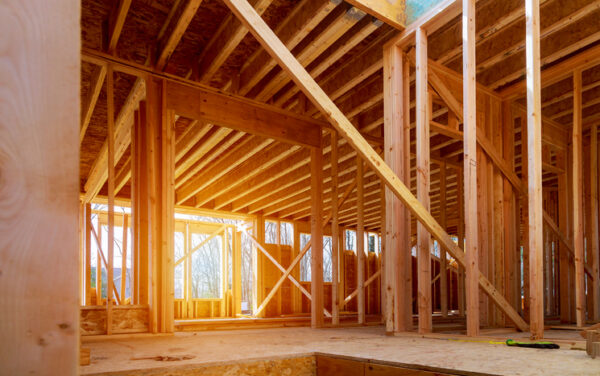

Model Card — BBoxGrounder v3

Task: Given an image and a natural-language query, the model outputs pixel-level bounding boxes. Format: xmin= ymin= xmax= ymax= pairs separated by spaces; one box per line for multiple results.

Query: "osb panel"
xmin=81 ymin=307 xmax=107 ymax=335
xmin=87 ymin=356 xmax=315 ymax=376
xmin=112 ymin=306 xmax=149 ymax=333
xmin=80 ymin=306 xmax=149 ymax=335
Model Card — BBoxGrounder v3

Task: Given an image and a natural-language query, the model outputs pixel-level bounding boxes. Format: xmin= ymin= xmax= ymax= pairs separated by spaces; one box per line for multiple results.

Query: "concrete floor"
xmin=82 ymin=326 xmax=600 ymax=375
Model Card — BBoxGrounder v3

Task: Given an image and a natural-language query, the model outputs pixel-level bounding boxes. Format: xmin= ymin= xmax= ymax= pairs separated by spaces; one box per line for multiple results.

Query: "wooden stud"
xmin=85 ymin=203 xmax=93 ymax=306
xmin=106 ymin=64 xmax=115 ymax=334
xmin=121 ymin=214 xmax=128 ymax=303
xmin=311 ymin=147 xmax=324 ymax=328
xmin=573 ymin=69 xmax=586 ymax=328
xmin=440 ymin=161 xmax=448 ymax=318
xmin=463 ymin=0 xmax=479 ymax=337
xmin=331 ymin=131 xmax=340 ymax=326
xmin=416 ymin=27 xmax=432 ymax=334
xmin=357 ymin=156 xmax=365 ymax=325
xmin=526 ymin=0 xmax=544 ymax=340
xmin=591 ymin=124 xmax=600 ymax=321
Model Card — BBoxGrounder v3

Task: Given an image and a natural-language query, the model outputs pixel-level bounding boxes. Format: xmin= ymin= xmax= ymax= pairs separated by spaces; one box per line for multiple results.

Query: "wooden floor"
xmin=82 ymin=325 xmax=598 ymax=375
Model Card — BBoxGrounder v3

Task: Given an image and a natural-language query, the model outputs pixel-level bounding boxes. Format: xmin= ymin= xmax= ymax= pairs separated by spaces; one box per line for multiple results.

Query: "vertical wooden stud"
xmin=416 ymin=26 xmax=432 ymax=334
xmin=311 ymin=147 xmax=324 ymax=328
xmin=331 ymin=131 xmax=340 ymax=326
xmin=106 ymin=64 xmax=115 ymax=334
xmin=357 ymin=156 xmax=365 ymax=325
xmin=463 ymin=0 xmax=479 ymax=337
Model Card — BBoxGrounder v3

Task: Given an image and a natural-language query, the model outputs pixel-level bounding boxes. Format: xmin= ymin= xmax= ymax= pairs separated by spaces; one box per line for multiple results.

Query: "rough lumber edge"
xmin=221 ymin=0 xmax=529 ymax=332
xmin=0 ymin=0 xmax=80 ymax=374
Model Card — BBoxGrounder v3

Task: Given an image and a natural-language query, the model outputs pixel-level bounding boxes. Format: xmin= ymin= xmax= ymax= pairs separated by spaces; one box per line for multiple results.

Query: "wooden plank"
xmin=345 ymin=0 xmax=404 ymax=29
xmin=573 ymin=70 xmax=586 ymax=328
xmin=107 ymin=0 xmax=132 ymax=54
xmin=415 ymin=26 xmax=431 ymax=334
xmin=331 ymin=131 xmax=340 ymax=326
xmin=165 ymin=81 xmax=322 ymax=148
xmin=222 ymin=0 xmax=529 ymax=332
xmin=311 ymin=147 xmax=324 ymax=328
xmin=0 ymin=0 xmax=79 ymax=370
xmin=463 ymin=0 xmax=479 ymax=337
xmin=357 ymin=156 xmax=365 ymax=325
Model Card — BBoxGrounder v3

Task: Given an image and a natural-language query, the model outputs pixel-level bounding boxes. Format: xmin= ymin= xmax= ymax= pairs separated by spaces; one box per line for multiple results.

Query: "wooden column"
xmin=331 ymin=131 xmax=340 ymax=326
xmin=107 ymin=65 xmax=116 ymax=335
xmin=357 ymin=157 xmax=366 ymax=325
xmin=85 ymin=203 xmax=93 ymax=306
xmin=383 ymin=43 xmax=411 ymax=332
xmin=440 ymin=162 xmax=448 ymax=318
xmin=416 ymin=27 xmax=432 ymax=334
xmin=0 ymin=0 xmax=79 ymax=371
xmin=145 ymin=76 xmax=175 ymax=333
xmin=121 ymin=214 xmax=128 ymax=303
xmin=591 ymin=124 xmax=600 ymax=321
xmin=463 ymin=0 xmax=479 ymax=337
xmin=525 ymin=0 xmax=544 ymax=339
xmin=457 ymin=170 xmax=466 ymax=317
xmin=310 ymin=147 xmax=324 ymax=328
xmin=401 ymin=55 xmax=413 ymax=330
xmin=573 ymin=69 xmax=586 ymax=327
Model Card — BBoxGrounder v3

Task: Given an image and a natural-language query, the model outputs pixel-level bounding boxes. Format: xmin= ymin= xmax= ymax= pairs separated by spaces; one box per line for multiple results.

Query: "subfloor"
xmin=81 ymin=325 xmax=600 ymax=375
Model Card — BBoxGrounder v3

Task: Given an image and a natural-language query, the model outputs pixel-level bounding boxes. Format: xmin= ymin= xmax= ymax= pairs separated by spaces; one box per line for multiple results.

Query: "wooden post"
xmin=440 ymin=162 xmax=448 ymax=318
xmin=458 ymin=170 xmax=466 ymax=317
xmin=383 ymin=43 xmax=410 ymax=332
xmin=85 ymin=203 xmax=93 ymax=306
xmin=234 ymin=229 xmax=242 ymax=316
xmin=311 ymin=147 xmax=324 ymax=328
xmin=525 ymin=0 xmax=544 ymax=340
xmin=416 ymin=27 xmax=432 ymax=334
xmin=121 ymin=214 xmax=128 ymax=303
xmin=107 ymin=64 xmax=115 ymax=334
xmin=573 ymin=69 xmax=586 ymax=328
xmin=0 ymin=0 xmax=79 ymax=370
xmin=331 ymin=131 xmax=340 ymax=326
xmin=357 ymin=156 xmax=366 ymax=325
xmin=591 ymin=124 xmax=600 ymax=321
xmin=463 ymin=0 xmax=479 ymax=337
xmin=402 ymin=54 xmax=413 ymax=330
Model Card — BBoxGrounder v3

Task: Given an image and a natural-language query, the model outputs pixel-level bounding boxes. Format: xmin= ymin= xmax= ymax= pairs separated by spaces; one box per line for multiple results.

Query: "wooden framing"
xmin=223 ymin=0 xmax=529 ymax=332
xmin=462 ymin=0 xmax=479 ymax=337
xmin=311 ymin=147 xmax=325 ymax=328
xmin=525 ymin=0 xmax=545 ymax=339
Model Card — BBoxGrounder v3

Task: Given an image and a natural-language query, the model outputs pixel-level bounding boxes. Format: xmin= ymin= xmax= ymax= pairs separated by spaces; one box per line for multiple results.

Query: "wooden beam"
xmin=573 ymin=69 xmax=586 ymax=328
xmin=165 ymin=81 xmax=323 ymax=148
xmin=416 ymin=26 xmax=432 ymax=334
xmin=311 ymin=147 xmax=324 ymax=328
xmin=357 ymin=156 xmax=365 ymax=325
xmin=107 ymin=0 xmax=132 ymax=54
xmin=222 ymin=0 xmax=529 ymax=332
xmin=463 ymin=0 xmax=479 ymax=337
xmin=525 ymin=0 xmax=544 ymax=339
xmin=345 ymin=0 xmax=404 ymax=29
